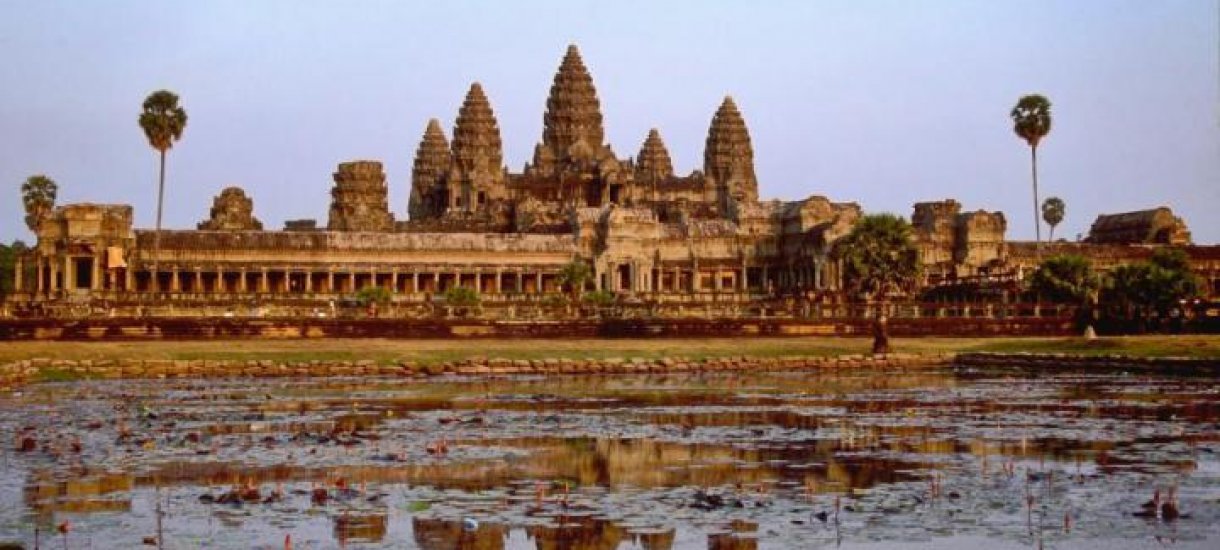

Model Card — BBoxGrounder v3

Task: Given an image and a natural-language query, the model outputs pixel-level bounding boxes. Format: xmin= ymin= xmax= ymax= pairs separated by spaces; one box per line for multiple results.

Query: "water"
xmin=0 ymin=366 xmax=1217 ymax=549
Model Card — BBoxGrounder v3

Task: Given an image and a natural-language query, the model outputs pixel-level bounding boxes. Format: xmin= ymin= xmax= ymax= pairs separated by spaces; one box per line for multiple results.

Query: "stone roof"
xmin=635 ymin=128 xmax=674 ymax=184
xmin=409 ymin=118 xmax=450 ymax=220
xmin=451 ymin=82 xmax=504 ymax=177
xmin=135 ymin=229 xmax=575 ymax=253
xmin=704 ymin=96 xmax=758 ymax=202
xmin=1086 ymin=207 xmax=1191 ymax=245
xmin=541 ymin=44 xmax=605 ymax=166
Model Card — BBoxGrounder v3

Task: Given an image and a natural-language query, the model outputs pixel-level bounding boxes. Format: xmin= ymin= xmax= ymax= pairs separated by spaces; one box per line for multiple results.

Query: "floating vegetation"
xmin=0 ymin=368 xmax=1218 ymax=547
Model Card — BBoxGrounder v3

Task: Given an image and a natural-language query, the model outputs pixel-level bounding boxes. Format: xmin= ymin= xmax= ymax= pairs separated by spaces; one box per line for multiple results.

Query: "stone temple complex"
xmin=6 ymin=46 xmax=1219 ymax=317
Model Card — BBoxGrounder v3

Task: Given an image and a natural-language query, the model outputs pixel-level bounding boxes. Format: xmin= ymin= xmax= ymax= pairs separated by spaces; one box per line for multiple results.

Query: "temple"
xmin=6 ymin=46 xmax=1219 ymax=316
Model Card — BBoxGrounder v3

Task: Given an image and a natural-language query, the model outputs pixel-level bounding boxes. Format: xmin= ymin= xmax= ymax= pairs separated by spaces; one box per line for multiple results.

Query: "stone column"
xmin=50 ymin=260 xmax=60 ymax=292
xmin=92 ymin=251 xmax=104 ymax=291
xmin=239 ymin=268 xmax=248 ymax=293
xmin=35 ymin=258 xmax=44 ymax=293
xmin=348 ymin=272 xmax=356 ymax=292
xmin=474 ymin=269 xmax=482 ymax=293
xmin=326 ymin=269 xmax=334 ymax=293
xmin=13 ymin=256 xmax=24 ymax=292
xmin=260 ymin=268 xmax=269 ymax=293
xmin=63 ymin=256 xmax=74 ymax=291
xmin=390 ymin=269 xmax=399 ymax=293
xmin=194 ymin=267 xmax=203 ymax=293
xmin=125 ymin=264 xmax=135 ymax=292
xmin=412 ymin=272 xmax=419 ymax=294
xmin=305 ymin=270 xmax=313 ymax=293
xmin=171 ymin=266 xmax=181 ymax=292
xmin=535 ymin=272 xmax=543 ymax=294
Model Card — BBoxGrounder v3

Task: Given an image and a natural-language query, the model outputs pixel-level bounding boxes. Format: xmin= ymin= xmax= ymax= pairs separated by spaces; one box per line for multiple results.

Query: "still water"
xmin=1 ymin=365 xmax=1217 ymax=549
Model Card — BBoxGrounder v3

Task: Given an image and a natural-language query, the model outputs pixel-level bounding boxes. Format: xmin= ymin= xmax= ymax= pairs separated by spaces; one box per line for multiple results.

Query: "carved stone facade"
xmin=912 ymin=200 xmax=1008 ymax=282
xmin=197 ymin=187 xmax=263 ymax=231
xmin=328 ymin=161 xmax=394 ymax=232
xmin=7 ymin=46 xmax=1217 ymax=309
xmin=1086 ymin=207 xmax=1191 ymax=245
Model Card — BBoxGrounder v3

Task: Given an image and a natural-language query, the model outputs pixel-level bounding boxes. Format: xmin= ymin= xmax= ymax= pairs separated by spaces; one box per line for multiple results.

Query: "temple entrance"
xmin=617 ymin=264 xmax=631 ymax=291
xmin=73 ymin=257 xmax=93 ymax=289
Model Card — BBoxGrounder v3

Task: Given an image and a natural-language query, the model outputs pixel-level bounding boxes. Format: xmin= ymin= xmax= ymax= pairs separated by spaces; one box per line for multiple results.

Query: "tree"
xmin=557 ymin=259 xmax=593 ymax=301
xmin=1101 ymin=248 xmax=1202 ymax=331
xmin=1028 ymin=254 xmax=1099 ymax=304
xmin=21 ymin=175 xmax=58 ymax=232
xmin=354 ymin=285 xmax=391 ymax=306
xmin=1041 ymin=196 xmax=1065 ymax=241
xmin=832 ymin=213 xmax=920 ymax=301
xmin=1011 ymin=94 xmax=1052 ymax=248
xmin=138 ymin=90 xmax=188 ymax=285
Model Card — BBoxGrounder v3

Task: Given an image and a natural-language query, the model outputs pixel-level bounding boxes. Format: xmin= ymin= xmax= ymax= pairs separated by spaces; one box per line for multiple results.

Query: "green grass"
xmin=0 ymin=335 xmax=1215 ymax=366
xmin=33 ymin=367 xmax=98 ymax=383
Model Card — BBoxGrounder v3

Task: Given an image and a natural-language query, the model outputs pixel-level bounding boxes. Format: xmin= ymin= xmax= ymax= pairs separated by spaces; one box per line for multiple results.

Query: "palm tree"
xmin=1010 ymin=94 xmax=1052 ymax=249
xmin=138 ymin=90 xmax=188 ymax=287
xmin=1028 ymin=254 xmax=1098 ymax=304
xmin=832 ymin=213 xmax=920 ymax=302
xmin=20 ymin=174 xmax=58 ymax=232
xmin=1041 ymin=196 xmax=1065 ymax=241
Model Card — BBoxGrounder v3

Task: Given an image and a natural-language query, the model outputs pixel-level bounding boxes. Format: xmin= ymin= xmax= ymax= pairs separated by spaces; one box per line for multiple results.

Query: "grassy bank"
xmin=0 ymin=335 xmax=1216 ymax=365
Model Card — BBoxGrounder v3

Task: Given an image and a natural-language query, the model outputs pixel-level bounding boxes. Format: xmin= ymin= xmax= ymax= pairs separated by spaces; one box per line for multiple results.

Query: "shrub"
xmin=444 ymin=286 xmax=480 ymax=307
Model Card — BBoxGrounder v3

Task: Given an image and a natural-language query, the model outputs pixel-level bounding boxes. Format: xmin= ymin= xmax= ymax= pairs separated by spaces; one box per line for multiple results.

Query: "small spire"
xmin=636 ymin=128 xmax=673 ymax=183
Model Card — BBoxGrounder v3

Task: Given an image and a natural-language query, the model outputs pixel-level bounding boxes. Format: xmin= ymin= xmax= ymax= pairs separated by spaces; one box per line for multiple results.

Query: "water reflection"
xmin=1 ymin=367 xmax=1218 ymax=548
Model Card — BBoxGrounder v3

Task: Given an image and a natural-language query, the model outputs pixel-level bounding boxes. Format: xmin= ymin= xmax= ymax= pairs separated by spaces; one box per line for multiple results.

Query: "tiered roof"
xmin=408 ymin=118 xmax=450 ymax=220
xmin=704 ymin=96 xmax=758 ymax=202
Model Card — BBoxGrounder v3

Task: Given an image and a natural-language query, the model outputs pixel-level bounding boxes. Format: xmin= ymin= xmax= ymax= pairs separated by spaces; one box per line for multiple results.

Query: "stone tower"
xmin=535 ymin=44 xmax=606 ymax=174
xmin=704 ymin=96 xmax=759 ymax=212
xmin=635 ymin=129 xmax=674 ymax=191
xmin=197 ymin=186 xmax=263 ymax=230
xmin=328 ymin=160 xmax=394 ymax=231
xmin=448 ymin=82 xmax=505 ymax=212
xmin=409 ymin=118 xmax=450 ymax=220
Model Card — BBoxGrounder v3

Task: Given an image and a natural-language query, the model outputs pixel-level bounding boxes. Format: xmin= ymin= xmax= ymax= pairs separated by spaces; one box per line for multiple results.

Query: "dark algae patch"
xmin=1 ymin=366 xmax=1218 ymax=548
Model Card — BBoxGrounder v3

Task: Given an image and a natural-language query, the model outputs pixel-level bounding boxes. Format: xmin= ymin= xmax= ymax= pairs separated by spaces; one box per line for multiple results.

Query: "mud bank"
xmin=956 ymin=352 xmax=1220 ymax=375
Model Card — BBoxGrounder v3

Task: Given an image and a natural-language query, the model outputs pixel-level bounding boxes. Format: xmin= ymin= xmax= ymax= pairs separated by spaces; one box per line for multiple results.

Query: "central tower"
xmin=534 ymin=44 xmax=607 ymax=176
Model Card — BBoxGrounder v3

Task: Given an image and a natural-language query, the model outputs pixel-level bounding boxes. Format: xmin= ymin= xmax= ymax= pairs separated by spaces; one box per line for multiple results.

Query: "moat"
xmin=1 ymin=366 xmax=1218 ymax=549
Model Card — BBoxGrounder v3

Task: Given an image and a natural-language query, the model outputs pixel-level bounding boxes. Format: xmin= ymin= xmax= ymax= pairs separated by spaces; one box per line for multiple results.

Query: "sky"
xmin=1 ymin=0 xmax=1216 ymax=244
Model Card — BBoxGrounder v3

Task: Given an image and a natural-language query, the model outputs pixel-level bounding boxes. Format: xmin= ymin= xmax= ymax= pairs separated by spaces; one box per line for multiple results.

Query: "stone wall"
xmin=0 ymin=316 xmax=1076 ymax=341
xmin=0 ymin=352 xmax=955 ymax=389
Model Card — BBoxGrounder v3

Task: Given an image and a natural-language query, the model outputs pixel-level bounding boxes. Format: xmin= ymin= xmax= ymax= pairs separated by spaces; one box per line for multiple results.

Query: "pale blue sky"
xmin=1 ymin=0 xmax=1216 ymax=243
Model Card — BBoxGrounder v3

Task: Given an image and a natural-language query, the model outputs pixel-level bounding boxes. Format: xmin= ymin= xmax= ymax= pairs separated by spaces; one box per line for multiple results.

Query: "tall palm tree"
xmin=138 ymin=90 xmax=188 ymax=288
xmin=1041 ymin=196 xmax=1065 ymax=241
xmin=1010 ymin=94 xmax=1052 ymax=250
xmin=20 ymin=174 xmax=58 ymax=232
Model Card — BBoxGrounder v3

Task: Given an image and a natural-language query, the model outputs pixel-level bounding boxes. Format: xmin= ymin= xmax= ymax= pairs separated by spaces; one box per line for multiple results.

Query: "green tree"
xmin=1144 ymin=248 xmax=1202 ymax=312
xmin=21 ymin=174 xmax=58 ymax=232
xmin=354 ymin=285 xmax=391 ymax=306
xmin=1101 ymin=249 xmax=1201 ymax=330
xmin=1041 ymin=196 xmax=1065 ymax=241
xmin=557 ymin=259 xmax=593 ymax=301
xmin=832 ymin=213 xmax=920 ymax=301
xmin=444 ymin=286 xmax=480 ymax=307
xmin=138 ymin=90 xmax=188 ymax=283
xmin=1011 ymin=94 xmax=1052 ymax=248
xmin=1028 ymin=254 xmax=1099 ymax=304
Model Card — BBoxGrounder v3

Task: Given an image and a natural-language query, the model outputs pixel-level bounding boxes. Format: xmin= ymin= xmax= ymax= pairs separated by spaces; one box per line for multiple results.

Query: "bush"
xmin=354 ymin=285 xmax=391 ymax=306
xmin=582 ymin=290 xmax=615 ymax=306
xmin=444 ymin=286 xmax=480 ymax=307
